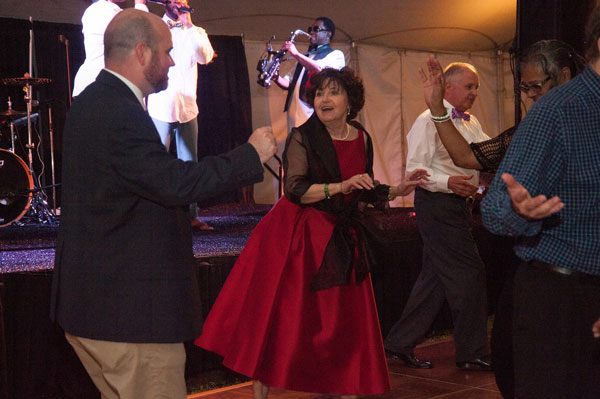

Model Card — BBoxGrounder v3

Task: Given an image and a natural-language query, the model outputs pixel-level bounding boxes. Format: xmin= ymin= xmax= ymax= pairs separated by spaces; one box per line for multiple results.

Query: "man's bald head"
xmin=104 ymin=8 xmax=166 ymax=65
xmin=103 ymin=9 xmax=174 ymax=96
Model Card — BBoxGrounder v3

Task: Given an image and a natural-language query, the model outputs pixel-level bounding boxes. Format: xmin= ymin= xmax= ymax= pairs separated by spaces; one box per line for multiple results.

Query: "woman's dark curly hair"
xmin=305 ymin=67 xmax=365 ymax=121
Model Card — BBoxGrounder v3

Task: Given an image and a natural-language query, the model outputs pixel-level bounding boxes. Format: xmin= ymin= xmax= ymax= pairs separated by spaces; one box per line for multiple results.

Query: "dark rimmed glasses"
xmin=519 ymin=76 xmax=552 ymax=94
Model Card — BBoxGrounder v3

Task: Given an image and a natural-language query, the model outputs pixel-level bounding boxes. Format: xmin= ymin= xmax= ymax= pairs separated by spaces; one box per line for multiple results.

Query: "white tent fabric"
xmin=246 ymin=40 xmax=515 ymax=205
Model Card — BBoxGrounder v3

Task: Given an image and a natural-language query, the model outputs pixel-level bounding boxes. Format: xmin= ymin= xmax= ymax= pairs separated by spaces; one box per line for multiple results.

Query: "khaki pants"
xmin=65 ymin=332 xmax=187 ymax=399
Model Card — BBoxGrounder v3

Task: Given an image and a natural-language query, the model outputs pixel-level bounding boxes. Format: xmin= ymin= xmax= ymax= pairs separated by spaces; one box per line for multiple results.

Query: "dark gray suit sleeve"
xmin=107 ymin=105 xmax=264 ymax=207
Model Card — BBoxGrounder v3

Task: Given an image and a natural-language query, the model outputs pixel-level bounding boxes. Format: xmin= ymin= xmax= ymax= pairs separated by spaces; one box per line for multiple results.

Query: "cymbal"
xmin=0 ymin=109 xmax=26 ymax=119
xmin=2 ymin=77 xmax=53 ymax=86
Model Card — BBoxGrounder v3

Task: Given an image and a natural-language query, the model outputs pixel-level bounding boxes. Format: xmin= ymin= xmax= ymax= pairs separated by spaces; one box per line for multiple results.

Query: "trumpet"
xmin=256 ymin=29 xmax=310 ymax=88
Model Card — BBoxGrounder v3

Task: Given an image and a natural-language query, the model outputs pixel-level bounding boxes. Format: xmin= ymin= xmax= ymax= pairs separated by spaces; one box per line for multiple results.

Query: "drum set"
xmin=0 ymin=75 xmax=56 ymax=227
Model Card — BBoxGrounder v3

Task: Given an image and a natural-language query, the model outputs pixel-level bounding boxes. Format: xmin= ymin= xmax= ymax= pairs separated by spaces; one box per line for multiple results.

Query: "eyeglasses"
xmin=519 ymin=76 xmax=552 ymax=94
xmin=308 ymin=26 xmax=329 ymax=34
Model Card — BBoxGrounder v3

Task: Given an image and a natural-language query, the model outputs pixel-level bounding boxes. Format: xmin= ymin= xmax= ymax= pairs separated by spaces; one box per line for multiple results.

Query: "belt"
xmin=529 ymin=260 xmax=600 ymax=285
xmin=416 ymin=187 xmax=466 ymax=202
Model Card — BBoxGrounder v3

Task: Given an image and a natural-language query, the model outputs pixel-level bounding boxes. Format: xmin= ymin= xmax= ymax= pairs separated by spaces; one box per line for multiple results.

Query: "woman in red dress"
xmin=196 ymin=67 xmax=428 ymax=399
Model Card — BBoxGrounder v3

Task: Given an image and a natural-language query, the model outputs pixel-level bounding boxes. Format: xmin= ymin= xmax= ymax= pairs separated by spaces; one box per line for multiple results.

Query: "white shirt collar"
xmin=104 ymin=68 xmax=146 ymax=110
xmin=443 ymin=99 xmax=456 ymax=110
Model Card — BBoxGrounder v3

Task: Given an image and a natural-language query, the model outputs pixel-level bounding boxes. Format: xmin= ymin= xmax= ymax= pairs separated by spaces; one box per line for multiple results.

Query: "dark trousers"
xmin=513 ymin=262 xmax=600 ymax=399
xmin=384 ymin=188 xmax=489 ymax=362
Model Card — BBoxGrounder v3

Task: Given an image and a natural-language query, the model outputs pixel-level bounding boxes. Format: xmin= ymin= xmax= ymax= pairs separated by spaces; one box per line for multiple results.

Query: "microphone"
xmin=147 ymin=0 xmax=194 ymax=13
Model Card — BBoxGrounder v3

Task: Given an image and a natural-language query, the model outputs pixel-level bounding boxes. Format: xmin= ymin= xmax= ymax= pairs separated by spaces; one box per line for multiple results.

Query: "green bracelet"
xmin=430 ymin=111 xmax=451 ymax=123
xmin=324 ymin=183 xmax=330 ymax=200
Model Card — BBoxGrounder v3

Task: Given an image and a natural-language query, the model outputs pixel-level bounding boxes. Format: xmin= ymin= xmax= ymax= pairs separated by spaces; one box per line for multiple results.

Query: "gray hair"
xmin=520 ymin=40 xmax=586 ymax=85
xmin=443 ymin=62 xmax=478 ymax=83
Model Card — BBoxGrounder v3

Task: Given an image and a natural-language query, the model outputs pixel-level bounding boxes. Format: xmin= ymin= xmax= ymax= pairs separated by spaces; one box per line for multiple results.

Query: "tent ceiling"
xmin=194 ymin=0 xmax=516 ymax=52
xmin=0 ymin=0 xmax=517 ymax=52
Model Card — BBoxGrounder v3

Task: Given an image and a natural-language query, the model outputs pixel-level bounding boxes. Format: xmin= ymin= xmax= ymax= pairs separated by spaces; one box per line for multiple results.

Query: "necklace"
xmin=331 ymin=124 xmax=350 ymax=141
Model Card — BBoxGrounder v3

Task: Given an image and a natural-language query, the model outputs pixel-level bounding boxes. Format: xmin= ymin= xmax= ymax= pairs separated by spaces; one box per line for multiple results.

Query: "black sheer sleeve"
xmin=469 ymin=126 xmax=516 ymax=173
xmin=282 ymin=129 xmax=312 ymax=204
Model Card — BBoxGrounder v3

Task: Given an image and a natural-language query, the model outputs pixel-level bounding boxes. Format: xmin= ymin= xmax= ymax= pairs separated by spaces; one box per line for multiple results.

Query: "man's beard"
xmin=144 ymin=52 xmax=169 ymax=93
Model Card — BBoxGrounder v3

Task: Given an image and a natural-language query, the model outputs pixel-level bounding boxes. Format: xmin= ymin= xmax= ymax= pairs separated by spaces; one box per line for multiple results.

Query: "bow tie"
xmin=452 ymin=108 xmax=470 ymax=122
xmin=166 ymin=20 xmax=184 ymax=29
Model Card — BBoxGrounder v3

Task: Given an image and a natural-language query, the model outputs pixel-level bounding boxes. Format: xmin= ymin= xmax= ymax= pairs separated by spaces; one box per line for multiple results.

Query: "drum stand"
xmin=9 ymin=122 xmax=16 ymax=154
xmin=19 ymin=83 xmax=56 ymax=225
xmin=1 ymin=16 xmax=57 ymax=226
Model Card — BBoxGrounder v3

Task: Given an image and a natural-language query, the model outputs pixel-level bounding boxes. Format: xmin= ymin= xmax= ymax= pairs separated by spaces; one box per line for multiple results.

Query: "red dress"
xmin=195 ymin=131 xmax=390 ymax=395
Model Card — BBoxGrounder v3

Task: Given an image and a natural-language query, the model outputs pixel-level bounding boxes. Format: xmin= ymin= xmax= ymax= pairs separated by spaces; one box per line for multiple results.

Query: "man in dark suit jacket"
xmin=50 ymin=9 xmax=276 ymax=398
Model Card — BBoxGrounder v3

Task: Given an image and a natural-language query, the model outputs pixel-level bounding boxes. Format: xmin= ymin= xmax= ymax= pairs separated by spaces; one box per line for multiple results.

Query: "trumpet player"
xmin=273 ymin=17 xmax=345 ymax=132
xmin=147 ymin=0 xmax=216 ymax=230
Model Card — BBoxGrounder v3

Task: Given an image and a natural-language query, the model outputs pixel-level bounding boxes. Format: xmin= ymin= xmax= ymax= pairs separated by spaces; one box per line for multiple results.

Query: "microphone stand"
xmin=25 ymin=17 xmax=34 ymax=174
xmin=48 ymin=105 xmax=57 ymax=214
xmin=7 ymin=97 xmax=16 ymax=153
xmin=21 ymin=16 xmax=56 ymax=225
xmin=59 ymin=34 xmax=72 ymax=106
xmin=263 ymin=154 xmax=283 ymax=198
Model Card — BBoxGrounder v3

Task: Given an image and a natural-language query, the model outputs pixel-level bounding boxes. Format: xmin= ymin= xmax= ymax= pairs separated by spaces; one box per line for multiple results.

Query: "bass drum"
xmin=0 ymin=149 xmax=33 ymax=227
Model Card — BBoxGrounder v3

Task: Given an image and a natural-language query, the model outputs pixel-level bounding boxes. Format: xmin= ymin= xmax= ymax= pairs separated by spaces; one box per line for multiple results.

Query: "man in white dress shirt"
xmin=72 ymin=0 xmax=148 ymax=97
xmin=384 ymin=63 xmax=493 ymax=371
xmin=273 ymin=17 xmax=345 ymax=132
xmin=147 ymin=0 xmax=215 ymax=230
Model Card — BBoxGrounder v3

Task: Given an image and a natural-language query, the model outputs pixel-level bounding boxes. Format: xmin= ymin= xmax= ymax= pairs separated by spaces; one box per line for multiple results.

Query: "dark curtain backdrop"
xmin=0 ymin=17 xmax=85 ymax=210
xmin=195 ymin=35 xmax=255 ymax=207
xmin=0 ymin=18 xmax=253 ymax=210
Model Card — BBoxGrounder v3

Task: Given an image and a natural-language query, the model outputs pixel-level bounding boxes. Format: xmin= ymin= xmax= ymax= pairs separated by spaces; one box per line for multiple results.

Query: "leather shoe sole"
xmin=385 ymin=349 xmax=433 ymax=369
xmin=456 ymin=356 xmax=493 ymax=371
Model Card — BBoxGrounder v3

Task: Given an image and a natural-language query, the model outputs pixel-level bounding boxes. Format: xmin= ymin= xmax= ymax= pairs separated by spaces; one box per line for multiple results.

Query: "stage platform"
xmin=0 ymin=204 xmax=518 ymax=398
xmin=0 ymin=203 xmax=272 ymax=273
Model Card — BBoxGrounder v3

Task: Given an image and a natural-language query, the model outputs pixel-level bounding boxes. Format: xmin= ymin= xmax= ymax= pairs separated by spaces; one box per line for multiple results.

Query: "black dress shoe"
xmin=385 ymin=349 xmax=433 ymax=369
xmin=456 ymin=355 xmax=493 ymax=371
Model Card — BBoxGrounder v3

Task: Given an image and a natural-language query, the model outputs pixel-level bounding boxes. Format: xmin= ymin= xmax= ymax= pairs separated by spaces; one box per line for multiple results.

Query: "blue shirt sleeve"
xmin=481 ymin=100 xmax=566 ymax=237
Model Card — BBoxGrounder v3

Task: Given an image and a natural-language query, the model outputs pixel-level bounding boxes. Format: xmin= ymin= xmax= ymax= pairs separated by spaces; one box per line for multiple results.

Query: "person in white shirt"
xmin=147 ymin=0 xmax=215 ymax=230
xmin=72 ymin=0 xmax=148 ymax=97
xmin=273 ymin=17 xmax=345 ymax=133
xmin=384 ymin=63 xmax=493 ymax=372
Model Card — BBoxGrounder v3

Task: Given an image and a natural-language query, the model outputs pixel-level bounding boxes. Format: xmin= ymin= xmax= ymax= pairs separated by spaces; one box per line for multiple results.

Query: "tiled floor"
xmin=189 ymin=338 xmax=501 ymax=399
